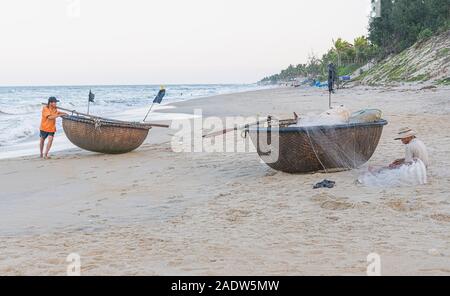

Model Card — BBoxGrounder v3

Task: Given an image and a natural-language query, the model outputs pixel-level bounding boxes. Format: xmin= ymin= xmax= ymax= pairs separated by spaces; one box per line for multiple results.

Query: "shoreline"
xmin=1 ymin=85 xmax=449 ymax=275
xmin=0 ymin=85 xmax=275 ymax=160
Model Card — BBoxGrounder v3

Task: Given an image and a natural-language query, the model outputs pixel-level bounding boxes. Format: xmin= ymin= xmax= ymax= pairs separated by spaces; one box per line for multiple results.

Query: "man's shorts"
xmin=40 ymin=130 xmax=55 ymax=139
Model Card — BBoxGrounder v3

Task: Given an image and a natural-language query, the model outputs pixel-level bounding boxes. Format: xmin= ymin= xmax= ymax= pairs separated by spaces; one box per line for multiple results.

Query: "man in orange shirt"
xmin=40 ymin=97 xmax=67 ymax=159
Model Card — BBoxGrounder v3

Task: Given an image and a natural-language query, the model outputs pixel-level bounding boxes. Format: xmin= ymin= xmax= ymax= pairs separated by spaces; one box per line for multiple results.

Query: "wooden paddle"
xmin=202 ymin=118 xmax=270 ymax=138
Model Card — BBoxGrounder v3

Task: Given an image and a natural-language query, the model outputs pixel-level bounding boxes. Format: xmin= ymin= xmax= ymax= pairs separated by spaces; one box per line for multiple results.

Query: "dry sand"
xmin=1 ymin=85 xmax=449 ymax=275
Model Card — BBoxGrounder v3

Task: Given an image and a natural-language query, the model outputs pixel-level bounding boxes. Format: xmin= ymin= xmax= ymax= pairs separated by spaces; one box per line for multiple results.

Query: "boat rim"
xmin=247 ymin=119 xmax=388 ymax=133
xmin=63 ymin=114 xmax=152 ymax=130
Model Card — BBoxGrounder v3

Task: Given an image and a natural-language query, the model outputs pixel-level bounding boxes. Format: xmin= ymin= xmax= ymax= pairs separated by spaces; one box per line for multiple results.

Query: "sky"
xmin=0 ymin=0 xmax=372 ymax=86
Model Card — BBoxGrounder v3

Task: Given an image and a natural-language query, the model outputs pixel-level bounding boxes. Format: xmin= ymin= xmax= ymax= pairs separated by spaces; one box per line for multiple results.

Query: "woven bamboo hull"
xmin=62 ymin=115 xmax=151 ymax=154
xmin=248 ymin=120 xmax=387 ymax=173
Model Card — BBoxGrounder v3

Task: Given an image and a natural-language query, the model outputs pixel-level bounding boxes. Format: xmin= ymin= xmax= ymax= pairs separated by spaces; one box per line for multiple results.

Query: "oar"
xmin=41 ymin=103 xmax=169 ymax=128
xmin=202 ymin=119 xmax=268 ymax=138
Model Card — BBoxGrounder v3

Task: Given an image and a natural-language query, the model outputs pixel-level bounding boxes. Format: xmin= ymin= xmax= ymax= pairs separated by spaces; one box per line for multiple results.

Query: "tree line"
xmin=369 ymin=0 xmax=449 ymax=56
xmin=260 ymin=37 xmax=379 ymax=83
xmin=260 ymin=0 xmax=449 ymax=84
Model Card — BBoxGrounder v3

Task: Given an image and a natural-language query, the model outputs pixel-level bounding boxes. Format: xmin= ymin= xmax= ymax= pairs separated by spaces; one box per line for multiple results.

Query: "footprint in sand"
xmin=225 ymin=209 xmax=251 ymax=223
xmin=386 ymin=200 xmax=422 ymax=212
xmin=326 ymin=216 xmax=340 ymax=221
xmin=320 ymin=200 xmax=354 ymax=210
xmin=312 ymin=193 xmax=354 ymax=211
xmin=430 ymin=213 xmax=450 ymax=222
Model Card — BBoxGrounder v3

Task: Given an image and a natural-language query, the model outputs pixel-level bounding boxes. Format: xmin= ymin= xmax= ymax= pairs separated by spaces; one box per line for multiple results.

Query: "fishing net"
xmin=294 ymin=106 xmax=378 ymax=173
xmin=292 ymin=107 xmax=428 ymax=187
xmin=357 ymin=159 xmax=427 ymax=187
xmin=249 ymin=106 xmax=427 ymax=187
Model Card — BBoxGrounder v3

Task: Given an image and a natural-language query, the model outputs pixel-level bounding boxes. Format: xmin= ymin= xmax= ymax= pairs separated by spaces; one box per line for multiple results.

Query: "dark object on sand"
xmin=328 ymin=63 xmax=337 ymax=93
xmin=313 ymin=179 xmax=336 ymax=189
xmin=247 ymin=120 xmax=388 ymax=174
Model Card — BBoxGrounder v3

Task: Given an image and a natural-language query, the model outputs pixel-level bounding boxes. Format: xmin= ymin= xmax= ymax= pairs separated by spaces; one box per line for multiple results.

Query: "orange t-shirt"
xmin=40 ymin=106 xmax=58 ymax=132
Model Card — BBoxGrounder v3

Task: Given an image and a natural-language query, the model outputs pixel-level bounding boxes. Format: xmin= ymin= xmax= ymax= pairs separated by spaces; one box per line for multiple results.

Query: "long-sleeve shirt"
xmin=405 ymin=138 xmax=429 ymax=167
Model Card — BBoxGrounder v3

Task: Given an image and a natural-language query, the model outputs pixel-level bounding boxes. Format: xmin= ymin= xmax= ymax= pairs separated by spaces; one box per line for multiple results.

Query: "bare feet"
xmin=44 ymin=155 xmax=51 ymax=160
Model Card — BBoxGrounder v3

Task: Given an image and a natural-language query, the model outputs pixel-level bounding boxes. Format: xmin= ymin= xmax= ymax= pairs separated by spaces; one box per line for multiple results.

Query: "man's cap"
xmin=394 ymin=127 xmax=417 ymax=140
xmin=48 ymin=96 xmax=60 ymax=103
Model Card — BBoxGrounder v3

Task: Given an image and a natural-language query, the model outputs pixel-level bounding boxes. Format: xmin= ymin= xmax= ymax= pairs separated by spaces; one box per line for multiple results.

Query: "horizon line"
xmin=0 ymin=82 xmax=259 ymax=88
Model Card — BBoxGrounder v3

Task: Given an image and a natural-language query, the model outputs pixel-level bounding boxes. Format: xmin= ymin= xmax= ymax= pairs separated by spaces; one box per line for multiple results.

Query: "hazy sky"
xmin=0 ymin=0 xmax=371 ymax=86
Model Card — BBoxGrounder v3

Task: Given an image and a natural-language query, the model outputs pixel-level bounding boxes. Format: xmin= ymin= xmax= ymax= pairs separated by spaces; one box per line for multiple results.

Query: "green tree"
xmin=369 ymin=0 xmax=449 ymax=56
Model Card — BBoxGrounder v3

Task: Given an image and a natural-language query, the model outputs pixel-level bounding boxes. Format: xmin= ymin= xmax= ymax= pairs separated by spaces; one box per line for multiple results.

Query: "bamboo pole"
xmin=41 ymin=103 xmax=169 ymax=128
xmin=329 ymin=91 xmax=332 ymax=109
xmin=202 ymin=119 xmax=268 ymax=138
xmin=143 ymin=102 xmax=155 ymax=122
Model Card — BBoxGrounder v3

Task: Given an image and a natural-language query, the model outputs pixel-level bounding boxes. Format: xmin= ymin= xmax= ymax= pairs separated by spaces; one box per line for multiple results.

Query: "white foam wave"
xmin=0 ymin=117 xmax=37 ymax=146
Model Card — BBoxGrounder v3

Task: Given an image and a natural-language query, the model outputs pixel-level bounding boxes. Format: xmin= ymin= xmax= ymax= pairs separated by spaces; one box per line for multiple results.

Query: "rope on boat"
xmin=305 ymin=129 xmax=328 ymax=173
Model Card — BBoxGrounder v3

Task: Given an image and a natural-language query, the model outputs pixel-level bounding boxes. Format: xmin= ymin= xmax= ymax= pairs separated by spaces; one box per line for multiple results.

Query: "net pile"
xmin=357 ymin=159 xmax=427 ymax=187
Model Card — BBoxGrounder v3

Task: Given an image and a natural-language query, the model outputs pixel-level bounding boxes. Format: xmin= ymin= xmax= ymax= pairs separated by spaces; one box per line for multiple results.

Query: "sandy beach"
xmin=1 ymin=85 xmax=449 ymax=275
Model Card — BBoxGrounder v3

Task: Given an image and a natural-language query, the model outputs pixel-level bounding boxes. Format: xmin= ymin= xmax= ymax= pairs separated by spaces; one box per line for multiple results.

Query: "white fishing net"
xmin=292 ymin=106 xmax=378 ymax=172
xmin=357 ymin=159 xmax=427 ymax=187
xmin=293 ymin=106 xmax=351 ymax=127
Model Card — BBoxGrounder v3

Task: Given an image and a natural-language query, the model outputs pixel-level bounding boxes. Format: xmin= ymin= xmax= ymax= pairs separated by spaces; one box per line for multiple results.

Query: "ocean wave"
xmin=0 ymin=118 xmax=37 ymax=146
xmin=0 ymin=103 xmax=43 ymax=116
xmin=0 ymin=127 xmax=36 ymax=146
xmin=0 ymin=84 xmax=267 ymax=148
xmin=0 ymin=103 xmax=42 ymax=115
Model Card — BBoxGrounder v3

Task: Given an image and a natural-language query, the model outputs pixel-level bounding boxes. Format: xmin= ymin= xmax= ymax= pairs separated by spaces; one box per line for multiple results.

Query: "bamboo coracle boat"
xmin=247 ymin=119 xmax=388 ymax=174
xmin=62 ymin=115 xmax=153 ymax=154
xmin=46 ymin=89 xmax=168 ymax=154
xmin=47 ymin=104 xmax=169 ymax=154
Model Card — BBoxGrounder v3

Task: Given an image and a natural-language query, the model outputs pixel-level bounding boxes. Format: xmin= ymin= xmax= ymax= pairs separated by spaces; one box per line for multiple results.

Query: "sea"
xmin=0 ymin=84 xmax=267 ymax=159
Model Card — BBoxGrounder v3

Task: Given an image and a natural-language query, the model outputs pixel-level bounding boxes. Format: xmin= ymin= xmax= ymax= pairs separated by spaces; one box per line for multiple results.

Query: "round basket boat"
xmin=62 ymin=115 xmax=152 ymax=154
xmin=247 ymin=120 xmax=388 ymax=173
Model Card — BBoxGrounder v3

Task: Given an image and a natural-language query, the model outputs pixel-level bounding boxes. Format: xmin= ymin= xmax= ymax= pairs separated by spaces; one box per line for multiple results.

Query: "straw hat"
xmin=394 ymin=127 xmax=417 ymax=140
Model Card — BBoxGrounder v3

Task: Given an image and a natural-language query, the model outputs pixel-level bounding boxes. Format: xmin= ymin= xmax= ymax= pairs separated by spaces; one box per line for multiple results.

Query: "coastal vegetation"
xmin=355 ymin=30 xmax=450 ymax=85
xmin=260 ymin=37 xmax=379 ymax=84
xmin=261 ymin=0 xmax=450 ymax=84
xmin=369 ymin=0 xmax=449 ymax=57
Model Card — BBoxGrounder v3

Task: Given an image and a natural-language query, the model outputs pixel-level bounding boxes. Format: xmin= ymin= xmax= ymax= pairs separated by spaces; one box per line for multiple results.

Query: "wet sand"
xmin=1 ymin=85 xmax=449 ymax=275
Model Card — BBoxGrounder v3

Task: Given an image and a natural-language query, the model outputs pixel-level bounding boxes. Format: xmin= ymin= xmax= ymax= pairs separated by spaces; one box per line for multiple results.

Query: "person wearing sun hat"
xmin=389 ymin=127 xmax=429 ymax=168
